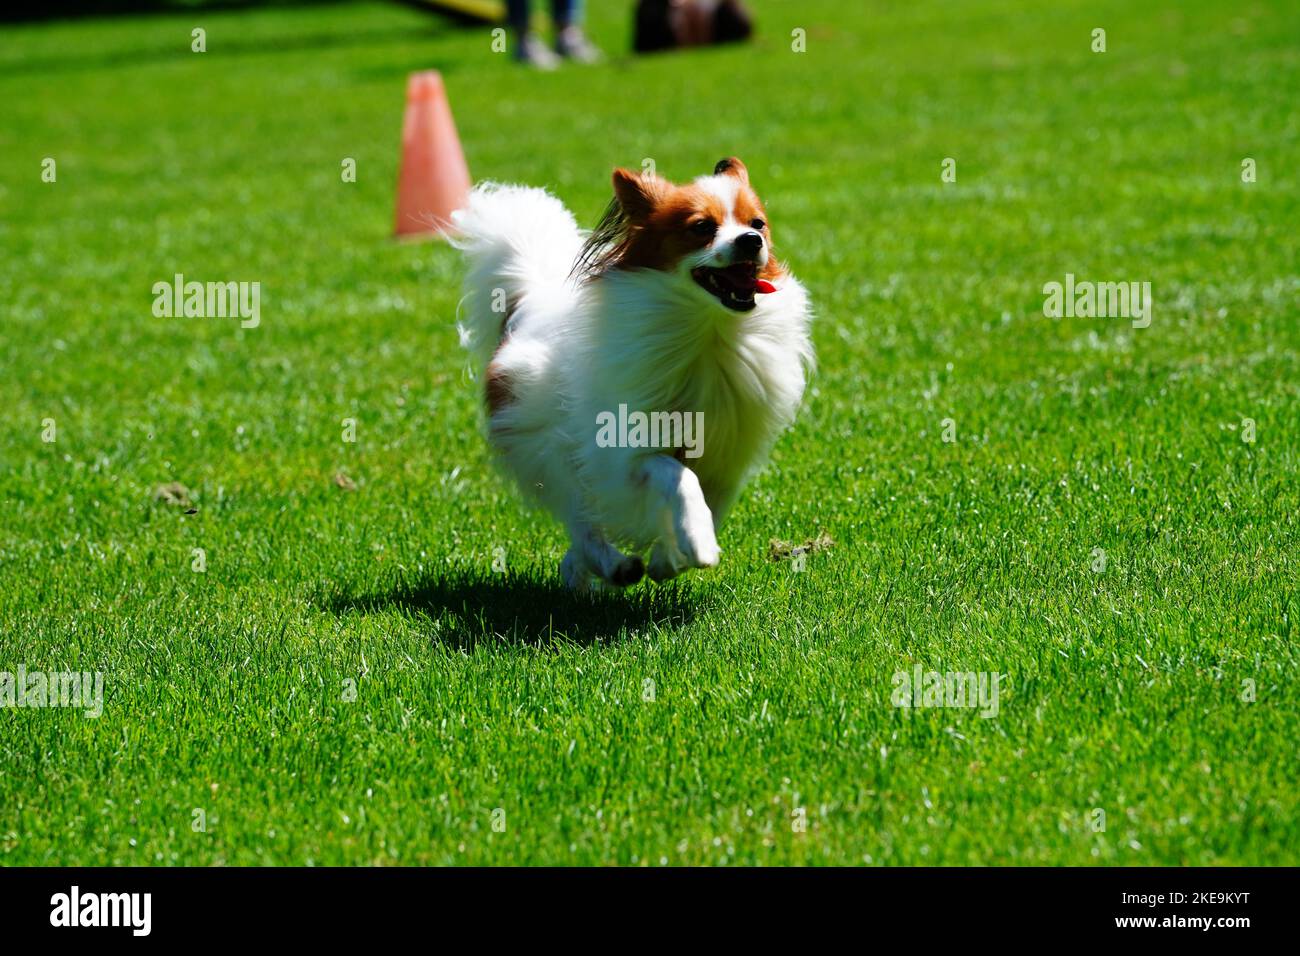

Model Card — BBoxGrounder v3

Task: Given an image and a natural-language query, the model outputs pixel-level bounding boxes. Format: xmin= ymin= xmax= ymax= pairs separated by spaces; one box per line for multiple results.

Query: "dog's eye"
xmin=689 ymin=218 xmax=717 ymax=237
xmin=750 ymin=218 xmax=766 ymax=231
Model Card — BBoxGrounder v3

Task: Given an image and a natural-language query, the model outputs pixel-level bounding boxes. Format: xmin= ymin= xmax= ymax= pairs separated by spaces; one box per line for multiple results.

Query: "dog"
xmin=451 ymin=157 xmax=813 ymax=590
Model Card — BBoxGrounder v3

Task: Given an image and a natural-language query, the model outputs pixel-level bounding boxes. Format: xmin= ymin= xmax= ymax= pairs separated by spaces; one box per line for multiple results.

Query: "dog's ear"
xmin=612 ymin=167 xmax=667 ymax=221
xmin=713 ymin=156 xmax=749 ymax=184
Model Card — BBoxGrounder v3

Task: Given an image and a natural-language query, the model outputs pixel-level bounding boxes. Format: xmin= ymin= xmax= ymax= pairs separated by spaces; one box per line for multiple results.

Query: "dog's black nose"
xmin=734 ymin=231 xmax=764 ymax=258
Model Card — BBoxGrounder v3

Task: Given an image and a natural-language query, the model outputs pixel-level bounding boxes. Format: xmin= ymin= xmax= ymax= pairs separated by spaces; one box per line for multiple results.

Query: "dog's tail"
xmin=449 ymin=183 xmax=584 ymax=370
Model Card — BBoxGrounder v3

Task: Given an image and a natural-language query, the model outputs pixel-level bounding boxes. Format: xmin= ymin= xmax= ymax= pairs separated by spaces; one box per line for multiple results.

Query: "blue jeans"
xmin=507 ymin=0 xmax=582 ymax=29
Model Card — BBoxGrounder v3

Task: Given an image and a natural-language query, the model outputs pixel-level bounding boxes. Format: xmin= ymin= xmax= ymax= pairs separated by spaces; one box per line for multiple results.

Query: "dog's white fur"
xmin=451 ymin=179 xmax=813 ymax=590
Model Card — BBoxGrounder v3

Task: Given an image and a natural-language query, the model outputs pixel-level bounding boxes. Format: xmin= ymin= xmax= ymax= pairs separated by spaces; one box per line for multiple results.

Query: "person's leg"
xmin=553 ymin=0 xmax=602 ymax=61
xmin=550 ymin=0 xmax=578 ymax=27
xmin=506 ymin=0 xmax=530 ymax=31
xmin=509 ymin=0 xmax=561 ymax=69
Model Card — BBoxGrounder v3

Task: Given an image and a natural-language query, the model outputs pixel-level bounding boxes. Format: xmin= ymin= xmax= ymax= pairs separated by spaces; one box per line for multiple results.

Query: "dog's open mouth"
xmin=692 ymin=264 xmax=773 ymax=311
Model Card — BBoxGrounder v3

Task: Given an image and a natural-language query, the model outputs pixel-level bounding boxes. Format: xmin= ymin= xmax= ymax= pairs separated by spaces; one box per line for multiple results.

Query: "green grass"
xmin=1 ymin=0 xmax=1298 ymax=866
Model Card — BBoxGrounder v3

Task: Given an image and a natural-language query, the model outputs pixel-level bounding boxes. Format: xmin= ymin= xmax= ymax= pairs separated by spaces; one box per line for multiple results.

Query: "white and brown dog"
xmin=452 ymin=158 xmax=813 ymax=590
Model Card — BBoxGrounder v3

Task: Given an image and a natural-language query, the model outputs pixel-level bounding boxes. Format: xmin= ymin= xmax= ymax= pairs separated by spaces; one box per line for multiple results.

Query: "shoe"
xmin=556 ymin=26 xmax=603 ymax=63
xmin=516 ymin=32 xmax=561 ymax=70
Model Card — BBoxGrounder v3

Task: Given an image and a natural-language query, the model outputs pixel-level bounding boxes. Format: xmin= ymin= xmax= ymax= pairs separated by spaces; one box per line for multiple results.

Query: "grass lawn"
xmin=1 ymin=0 xmax=1297 ymax=866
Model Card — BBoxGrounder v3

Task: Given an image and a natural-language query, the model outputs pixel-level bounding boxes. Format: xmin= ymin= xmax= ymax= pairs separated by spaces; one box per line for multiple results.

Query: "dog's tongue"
xmin=714 ymin=265 xmax=777 ymax=296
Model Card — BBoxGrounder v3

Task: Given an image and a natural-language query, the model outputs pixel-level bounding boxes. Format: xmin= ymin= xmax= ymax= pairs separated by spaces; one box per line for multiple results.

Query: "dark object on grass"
xmin=634 ymin=0 xmax=753 ymax=54
xmin=153 ymin=482 xmax=194 ymax=508
xmin=768 ymin=532 xmax=834 ymax=562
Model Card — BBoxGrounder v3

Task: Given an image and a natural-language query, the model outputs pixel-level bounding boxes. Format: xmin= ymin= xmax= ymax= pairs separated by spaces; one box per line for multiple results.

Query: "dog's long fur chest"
xmin=576 ymin=270 xmax=811 ymax=503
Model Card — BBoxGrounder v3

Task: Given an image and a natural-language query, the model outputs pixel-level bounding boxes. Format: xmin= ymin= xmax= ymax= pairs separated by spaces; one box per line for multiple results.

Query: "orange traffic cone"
xmin=393 ymin=70 xmax=471 ymax=239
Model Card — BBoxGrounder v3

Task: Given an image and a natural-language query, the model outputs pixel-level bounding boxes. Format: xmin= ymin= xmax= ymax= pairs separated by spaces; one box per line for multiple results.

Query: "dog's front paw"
xmin=683 ymin=532 xmax=720 ymax=569
xmin=673 ymin=507 xmax=720 ymax=570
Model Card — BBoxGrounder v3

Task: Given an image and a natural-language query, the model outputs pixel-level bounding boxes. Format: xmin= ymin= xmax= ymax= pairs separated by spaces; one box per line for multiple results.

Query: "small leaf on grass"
xmin=333 ymin=473 xmax=357 ymax=491
xmin=768 ymin=531 xmax=834 ymax=562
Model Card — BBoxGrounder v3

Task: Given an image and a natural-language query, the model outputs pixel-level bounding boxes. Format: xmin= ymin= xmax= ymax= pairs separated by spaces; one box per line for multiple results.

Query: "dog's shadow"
xmin=326 ymin=567 xmax=702 ymax=649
